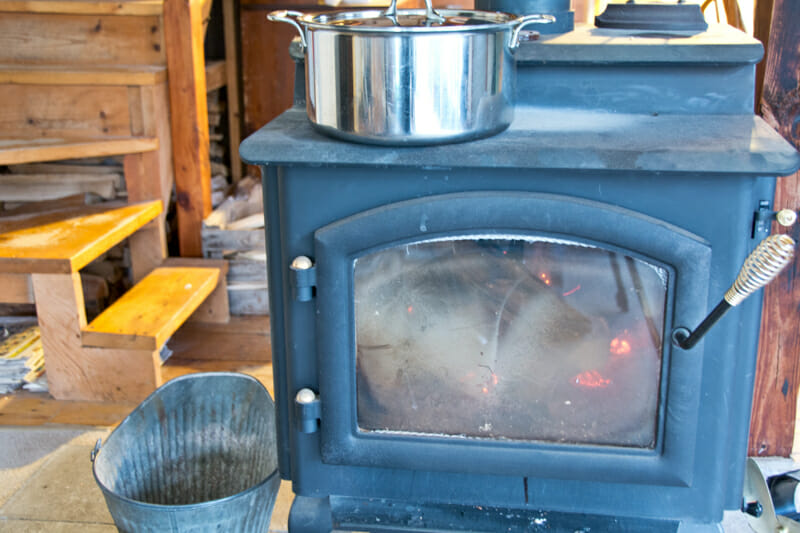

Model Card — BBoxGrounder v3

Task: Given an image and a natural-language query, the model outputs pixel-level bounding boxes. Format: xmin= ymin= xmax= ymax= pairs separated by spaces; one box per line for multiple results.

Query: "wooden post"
xmin=753 ymin=0 xmax=774 ymax=112
xmin=127 ymin=83 xmax=175 ymax=211
xmin=748 ymin=0 xmax=800 ymax=457
xmin=164 ymin=0 xmax=213 ymax=257
xmin=124 ymin=152 xmax=168 ymax=282
xmin=31 ymin=272 xmax=89 ymax=400
xmin=721 ymin=0 xmax=745 ymax=31
xmin=222 ymin=0 xmax=243 ymax=183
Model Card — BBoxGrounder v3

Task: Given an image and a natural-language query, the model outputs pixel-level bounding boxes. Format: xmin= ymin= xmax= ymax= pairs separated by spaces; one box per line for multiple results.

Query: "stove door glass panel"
xmin=354 ymin=237 xmax=667 ymax=448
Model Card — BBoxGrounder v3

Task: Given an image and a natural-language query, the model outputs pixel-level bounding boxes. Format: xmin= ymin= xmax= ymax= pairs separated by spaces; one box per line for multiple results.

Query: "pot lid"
xmin=297 ymin=0 xmax=528 ymax=32
xmin=299 ymin=8 xmax=517 ymax=30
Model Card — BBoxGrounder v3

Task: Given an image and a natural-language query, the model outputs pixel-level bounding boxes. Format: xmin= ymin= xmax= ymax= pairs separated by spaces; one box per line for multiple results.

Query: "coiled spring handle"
xmin=672 ymin=234 xmax=795 ymax=350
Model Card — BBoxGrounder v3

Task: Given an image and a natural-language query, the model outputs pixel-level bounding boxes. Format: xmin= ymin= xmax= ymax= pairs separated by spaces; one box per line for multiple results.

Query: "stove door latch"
xmin=295 ymin=388 xmax=321 ymax=433
xmin=290 ymin=256 xmax=317 ymax=302
xmin=753 ymin=201 xmax=797 ymax=238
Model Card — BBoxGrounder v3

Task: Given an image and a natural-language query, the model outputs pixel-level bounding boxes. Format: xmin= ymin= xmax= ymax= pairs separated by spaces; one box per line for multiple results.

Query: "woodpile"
xmin=207 ymin=88 xmax=232 ymax=208
xmin=0 ymin=157 xmax=127 ymax=209
xmin=203 ymin=176 xmax=268 ymax=315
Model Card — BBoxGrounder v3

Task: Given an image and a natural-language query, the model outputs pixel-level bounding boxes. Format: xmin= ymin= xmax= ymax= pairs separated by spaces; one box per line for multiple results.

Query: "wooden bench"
xmin=0 ymin=201 xmax=227 ymax=401
xmin=82 ymin=266 xmax=220 ymax=350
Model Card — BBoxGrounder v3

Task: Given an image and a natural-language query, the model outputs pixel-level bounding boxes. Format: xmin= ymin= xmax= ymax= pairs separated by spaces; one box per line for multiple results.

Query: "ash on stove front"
xmin=241 ymin=23 xmax=800 ymax=533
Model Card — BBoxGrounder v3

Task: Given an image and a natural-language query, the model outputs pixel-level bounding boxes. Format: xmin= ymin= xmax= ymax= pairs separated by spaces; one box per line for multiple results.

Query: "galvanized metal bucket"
xmin=92 ymin=372 xmax=280 ymax=533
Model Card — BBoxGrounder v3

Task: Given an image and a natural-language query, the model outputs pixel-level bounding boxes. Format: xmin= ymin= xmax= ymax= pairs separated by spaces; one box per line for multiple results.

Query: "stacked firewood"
xmin=0 ymin=157 xmax=126 ymax=212
xmin=207 ymin=89 xmax=231 ymax=208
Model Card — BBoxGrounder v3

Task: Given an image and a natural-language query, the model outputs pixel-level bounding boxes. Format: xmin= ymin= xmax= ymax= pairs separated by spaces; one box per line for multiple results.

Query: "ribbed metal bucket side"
xmin=100 ymin=470 xmax=280 ymax=533
xmin=92 ymin=372 xmax=279 ymax=533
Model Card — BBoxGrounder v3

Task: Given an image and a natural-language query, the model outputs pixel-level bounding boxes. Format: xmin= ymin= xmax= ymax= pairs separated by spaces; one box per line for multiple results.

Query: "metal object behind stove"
xmin=268 ymin=3 xmax=554 ymax=146
xmin=595 ymin=1 xmax=708 ymax=32
xmin=743 ymin=459 xmax=800 ymax=533
xmin=475 ymin=0 xmax=573 ymax=34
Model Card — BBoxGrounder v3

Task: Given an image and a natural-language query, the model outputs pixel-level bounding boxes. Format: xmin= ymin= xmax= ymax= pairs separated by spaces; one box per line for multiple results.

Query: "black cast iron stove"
xmin=241 ymin=21 xmax=800 ymax=533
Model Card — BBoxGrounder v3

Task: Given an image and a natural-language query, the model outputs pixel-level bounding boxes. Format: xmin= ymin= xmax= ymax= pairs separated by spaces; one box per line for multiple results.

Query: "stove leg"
xmin=289 ymin=495 xmax=334 ymax=533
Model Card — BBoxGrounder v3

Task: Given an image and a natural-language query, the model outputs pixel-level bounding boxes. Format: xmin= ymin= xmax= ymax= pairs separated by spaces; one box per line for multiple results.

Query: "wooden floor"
xmin=0 ymin=315 xmax=273 ymax=427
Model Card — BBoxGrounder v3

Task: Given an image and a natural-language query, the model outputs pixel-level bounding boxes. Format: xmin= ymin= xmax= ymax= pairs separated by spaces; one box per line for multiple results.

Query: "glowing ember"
xmin=407 ymin=306 xmax=413 ymax=313
xmin=481 ymin=387 xmax=490 ymax=394
xmin=562 ymin=285 xmax=581 ymax=296
xmin=574 ymin=370 xmax=612 ymax=388
xmin=609 ymin=336 xmax=632 ymax=356
xmin=539 ymin=272 xmax=551 ymax=286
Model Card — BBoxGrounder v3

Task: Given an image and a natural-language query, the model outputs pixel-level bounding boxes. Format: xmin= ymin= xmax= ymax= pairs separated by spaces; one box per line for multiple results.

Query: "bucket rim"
xmin=93 ymin=461 xmax=281 ymax=512
xmin=92 ymin=371 xmax=278 ymax=510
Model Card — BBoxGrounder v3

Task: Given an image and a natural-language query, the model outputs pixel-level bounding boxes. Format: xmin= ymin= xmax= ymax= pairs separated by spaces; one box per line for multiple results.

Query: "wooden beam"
xmin=31 ymin=272 xmax=87 ymax=399
xmin=0 ymin=272 xmax=33 ymax=303
xmin=0 ymin=84 xmax=132 ymax=138
xmin=0 ymin=64 xmax=167 ymax=86
xmin=205 ymin=59 xmax=227 ymax=92
xmin=0 ymin=136 xmax=158 ymax=166
xmin=753 ymin=0 xmax=774 ymax=112
xmin=127 ymin=83 xmax=174 ymax=212
xmin=0 ymin=0 xmax=163 ymax=16
xmin=721 ymin=0 xmax=745 ymax=31
xmin=749 ymin=0 xmax=800 ymax=458
xmin=222 ymin=0 xmax=243 ymax=183
xmin=164 ymin=0 xmax=213 ymax=257
xmin=124 ymin=152 xmax=168 ymax=282
xmin=0 ymin=13 xmax=165 ymax=66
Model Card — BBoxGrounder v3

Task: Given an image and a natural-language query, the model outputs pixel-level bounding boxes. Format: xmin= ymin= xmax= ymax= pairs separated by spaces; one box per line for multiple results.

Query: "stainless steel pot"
xmin=268 ymin=0 xmax=553 ymax=145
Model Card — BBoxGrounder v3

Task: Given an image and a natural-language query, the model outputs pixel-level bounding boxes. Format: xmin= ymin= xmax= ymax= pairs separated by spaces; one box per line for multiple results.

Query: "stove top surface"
xmin=517 ymin=23 xmax=762 ymax=64
xmin=240 ymin=107 xmax=800 ymax=176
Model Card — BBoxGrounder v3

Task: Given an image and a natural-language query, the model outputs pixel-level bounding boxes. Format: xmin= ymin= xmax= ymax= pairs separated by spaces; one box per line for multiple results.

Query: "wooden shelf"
xmin=0 ymin=136 xmax=158 ymax=166
xmin=81 ymin=266 xmax=220 ymax=350
xmin=0 ymin=0 xmax=163 ymax=15
xmin=0 ymin=64 xmax=167 ymax=86
xmin=0 ymin=200 xmax=162 ymax=274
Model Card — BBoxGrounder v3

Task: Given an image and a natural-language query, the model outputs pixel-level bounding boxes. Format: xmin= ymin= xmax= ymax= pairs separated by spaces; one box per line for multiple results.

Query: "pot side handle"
xmin=268 ymin=10 xmax=308 ymax=50
xmin=508 ymin=14 xmax=556 ymax=53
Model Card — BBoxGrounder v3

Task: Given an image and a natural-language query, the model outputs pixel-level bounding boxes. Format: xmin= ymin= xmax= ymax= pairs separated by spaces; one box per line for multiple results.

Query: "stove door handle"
xmin=673 ymin=234 xmax=795 ymax=350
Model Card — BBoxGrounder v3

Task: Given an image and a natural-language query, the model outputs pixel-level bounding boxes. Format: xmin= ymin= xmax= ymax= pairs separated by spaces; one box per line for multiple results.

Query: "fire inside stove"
xmin=354 ymin=237 xmax=667 ymax=448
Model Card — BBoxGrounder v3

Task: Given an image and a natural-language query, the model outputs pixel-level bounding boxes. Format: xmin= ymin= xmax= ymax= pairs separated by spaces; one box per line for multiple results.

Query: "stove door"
xmin=314 ymin=192 xmax=710 ymax=483
xmin=353 ymin=236 xmax=665 ymax=448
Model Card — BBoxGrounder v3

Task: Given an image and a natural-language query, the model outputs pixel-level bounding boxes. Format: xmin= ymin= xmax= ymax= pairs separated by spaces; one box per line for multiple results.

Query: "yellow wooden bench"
xmin=0 ymin=201 xmax=227 ymax=401
xmin=82 ymin=266 xmax=219 ymax=351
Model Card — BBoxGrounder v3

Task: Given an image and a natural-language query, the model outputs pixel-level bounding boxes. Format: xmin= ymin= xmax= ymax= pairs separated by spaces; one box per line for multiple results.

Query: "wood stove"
xmin=241 ymin=22 xmax=800 ymax=533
